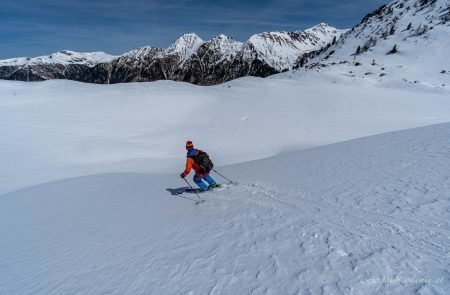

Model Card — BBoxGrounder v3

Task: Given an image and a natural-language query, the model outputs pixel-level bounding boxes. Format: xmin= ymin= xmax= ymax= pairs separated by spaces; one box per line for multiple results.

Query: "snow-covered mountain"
xmin=239 ymin=23 xmax=346 ymax=70
xmin=0 ymin=24 xmax=345 ymax=85
xmin=296 ymin=0 xmax=450 ymax=88
xmin=166 ymin=33 xmax=205 ymax=65
xmin=1 ymin=0 xmax=448 ymax=86
xmin=0 ymin=50 xmax=116 ymax=67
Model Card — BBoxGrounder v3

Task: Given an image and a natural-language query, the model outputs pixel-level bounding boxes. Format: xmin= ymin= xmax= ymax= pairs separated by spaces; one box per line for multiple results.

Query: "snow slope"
xmin=304 ymin=0 xmax=450 ymax=90
xmin=1 ymin=123 xmax=449 ymax=294
xmin=1 ymin=75 xmax=450 ymax=195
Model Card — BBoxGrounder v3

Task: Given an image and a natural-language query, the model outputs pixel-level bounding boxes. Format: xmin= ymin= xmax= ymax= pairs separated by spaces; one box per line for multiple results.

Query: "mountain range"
xmin=0 ymin=0 xmax=448 ymax=85
xmin=0 ymin=23 xmax=345 ymax=85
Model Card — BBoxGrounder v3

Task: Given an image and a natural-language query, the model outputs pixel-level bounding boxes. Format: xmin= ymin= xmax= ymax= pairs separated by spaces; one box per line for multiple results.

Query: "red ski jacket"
xmin=181 ymin=149 xmax=208 ymax=177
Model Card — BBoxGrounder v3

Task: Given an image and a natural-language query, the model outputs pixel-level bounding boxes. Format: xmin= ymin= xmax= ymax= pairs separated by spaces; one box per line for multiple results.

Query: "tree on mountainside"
xmin=387 ymin=44 xmax=398 ymax=55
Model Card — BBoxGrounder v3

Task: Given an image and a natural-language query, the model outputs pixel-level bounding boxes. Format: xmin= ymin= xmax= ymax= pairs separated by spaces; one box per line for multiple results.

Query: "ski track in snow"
xmin=1 ymin=124 xmax=449 ymax=294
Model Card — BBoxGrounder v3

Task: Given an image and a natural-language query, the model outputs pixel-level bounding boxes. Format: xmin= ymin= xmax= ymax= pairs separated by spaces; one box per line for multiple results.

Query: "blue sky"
xmin=0 ymin=0 xmax=388 ymax=59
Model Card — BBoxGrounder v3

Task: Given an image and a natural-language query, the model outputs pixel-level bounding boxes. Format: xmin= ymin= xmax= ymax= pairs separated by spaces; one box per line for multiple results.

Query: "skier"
xmin=180 ymin=141 xmax=217 ymax=191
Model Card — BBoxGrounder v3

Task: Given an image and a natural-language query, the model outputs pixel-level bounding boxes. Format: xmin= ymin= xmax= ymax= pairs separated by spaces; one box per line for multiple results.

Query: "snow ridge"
xmin=199 ymin=34 xmax=243 ymax=63
xmin=0 ymin=50 xmax=116 ymax=67
xmin=243 ymin=23 xmax=347 ymax=70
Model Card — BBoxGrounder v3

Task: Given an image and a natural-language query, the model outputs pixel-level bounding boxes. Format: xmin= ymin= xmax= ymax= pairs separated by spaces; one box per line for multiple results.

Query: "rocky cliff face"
xmin=0 ymin=24 xmax=346 ymax=85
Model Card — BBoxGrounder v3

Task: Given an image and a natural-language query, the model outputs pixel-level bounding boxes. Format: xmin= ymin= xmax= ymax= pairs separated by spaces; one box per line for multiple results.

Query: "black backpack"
xmin=192 ymin=150 xmax=214 ymax=172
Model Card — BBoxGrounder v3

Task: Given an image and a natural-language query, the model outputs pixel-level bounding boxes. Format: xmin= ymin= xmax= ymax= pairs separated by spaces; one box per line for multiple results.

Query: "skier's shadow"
xmin=166 ymin=187 xmax=198 ymax=202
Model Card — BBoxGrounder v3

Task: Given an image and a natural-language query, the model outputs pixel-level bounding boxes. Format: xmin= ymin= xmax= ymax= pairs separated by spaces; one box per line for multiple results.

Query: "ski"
xmin=174 ymin=183 xmax=235 ymax=205
xmin=179 ymin=183 xmax=233 ymax=195
xmin=186 ymin=183 xmax=232 ymax=193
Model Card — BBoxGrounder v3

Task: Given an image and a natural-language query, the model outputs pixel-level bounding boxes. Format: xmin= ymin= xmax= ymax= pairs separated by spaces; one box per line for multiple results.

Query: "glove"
xmin=180 ymin=173 xmax=185 ymax=178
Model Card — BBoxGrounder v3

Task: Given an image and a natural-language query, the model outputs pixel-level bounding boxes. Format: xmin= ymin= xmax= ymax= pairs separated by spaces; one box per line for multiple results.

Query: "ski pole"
xmin=183 ymin=177 xmax=201 ymax=200
xmin=212 ymin=168 xmax=235 ymax=184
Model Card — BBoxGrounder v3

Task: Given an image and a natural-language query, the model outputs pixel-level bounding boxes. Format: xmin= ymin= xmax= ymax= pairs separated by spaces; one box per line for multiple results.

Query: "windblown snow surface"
xmin=1 ymin=70 xmax=450 ymax=294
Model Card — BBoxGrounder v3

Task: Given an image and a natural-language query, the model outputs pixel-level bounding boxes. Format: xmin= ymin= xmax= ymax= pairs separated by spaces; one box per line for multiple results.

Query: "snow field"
xmin=1 ymin=75 xmax=450 ymax=195
xmin=1 ymin=123 xmax=449 ymax=294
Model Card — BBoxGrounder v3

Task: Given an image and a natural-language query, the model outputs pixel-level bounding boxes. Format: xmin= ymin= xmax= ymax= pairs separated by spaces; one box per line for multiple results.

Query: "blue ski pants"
xmin=193 ymin=174 xmax=216 ymax=191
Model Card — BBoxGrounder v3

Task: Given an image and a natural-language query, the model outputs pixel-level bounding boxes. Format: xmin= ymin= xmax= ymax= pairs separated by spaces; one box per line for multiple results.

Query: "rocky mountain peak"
xmin=166 ymin=33 xmax=204 ymax=62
